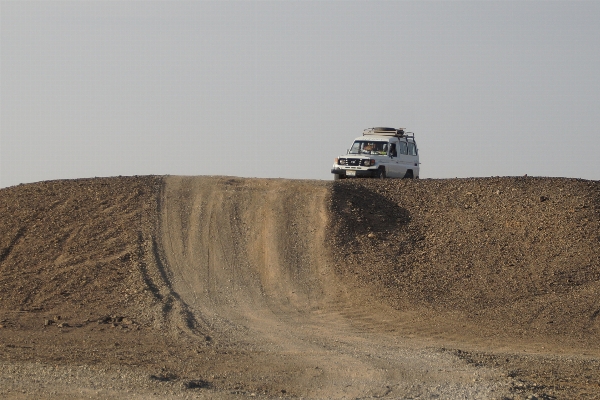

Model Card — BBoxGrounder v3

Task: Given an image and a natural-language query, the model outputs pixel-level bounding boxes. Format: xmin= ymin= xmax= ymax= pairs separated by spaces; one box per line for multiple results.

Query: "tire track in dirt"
xmin=159 ymin=176 xmax=508 ymax=399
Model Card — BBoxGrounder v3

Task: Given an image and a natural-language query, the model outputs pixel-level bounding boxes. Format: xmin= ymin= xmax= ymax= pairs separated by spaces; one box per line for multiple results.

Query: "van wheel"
xmin=377 ymin=168 xmax=386 ymax=179
xmin=333 ymin=173 xmax=345 ymax=181
xmin=404 ymin=170 xmax=414 ymax=179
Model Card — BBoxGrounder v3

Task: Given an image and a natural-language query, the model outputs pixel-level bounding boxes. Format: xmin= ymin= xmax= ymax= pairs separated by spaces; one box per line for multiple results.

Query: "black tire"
xmin=404 ymin=170 xmax=414 ymax=179
xmin=377 ymin=168 xmax=386 ymax=179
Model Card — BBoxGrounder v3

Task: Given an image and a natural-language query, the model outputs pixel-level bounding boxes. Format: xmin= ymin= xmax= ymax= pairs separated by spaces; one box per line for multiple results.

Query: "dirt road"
xmin=1 ymin=176 xmax=599 ymax=399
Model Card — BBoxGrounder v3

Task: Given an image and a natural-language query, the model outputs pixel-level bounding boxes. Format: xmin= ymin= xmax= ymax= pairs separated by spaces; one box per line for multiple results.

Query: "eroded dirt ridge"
xmin=1 ymin=176 xmax=599 ymax=399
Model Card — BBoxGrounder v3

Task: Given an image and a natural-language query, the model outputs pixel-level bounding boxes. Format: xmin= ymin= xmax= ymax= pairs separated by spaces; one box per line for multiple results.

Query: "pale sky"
xmin=2 ymin=1 xmax=599 ymax=188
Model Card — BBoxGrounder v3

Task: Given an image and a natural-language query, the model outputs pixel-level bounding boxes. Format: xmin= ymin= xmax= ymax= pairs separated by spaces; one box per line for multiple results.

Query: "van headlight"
xmin=362 ymin=159 xmax=375 ymax=166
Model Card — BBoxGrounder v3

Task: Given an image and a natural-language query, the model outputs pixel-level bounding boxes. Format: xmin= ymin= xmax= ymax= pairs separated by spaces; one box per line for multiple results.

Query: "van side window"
xmin=399 ymin=142 xmax=408 ymax=155
xmin=389 ymin=143 xmax=397 ymax=157
xmin=408 ymin=142 xmax=417 ymax=156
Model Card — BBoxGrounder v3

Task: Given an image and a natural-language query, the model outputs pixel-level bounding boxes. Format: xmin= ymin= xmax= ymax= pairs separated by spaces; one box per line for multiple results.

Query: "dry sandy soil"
xmin=0 ymin=175 xmax=599 ymax=399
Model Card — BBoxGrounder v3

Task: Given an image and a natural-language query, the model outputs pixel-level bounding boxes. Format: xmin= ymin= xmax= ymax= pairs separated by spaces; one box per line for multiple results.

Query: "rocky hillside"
xmin=329 ymin=177 xmax=600 ymax=346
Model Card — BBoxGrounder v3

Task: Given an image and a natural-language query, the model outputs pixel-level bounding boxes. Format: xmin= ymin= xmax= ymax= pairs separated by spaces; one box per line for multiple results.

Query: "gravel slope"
xmin=330 ymin=177 xmax=600 ymax=347
xmin=0 ymin=175 xmax=599 ymax=399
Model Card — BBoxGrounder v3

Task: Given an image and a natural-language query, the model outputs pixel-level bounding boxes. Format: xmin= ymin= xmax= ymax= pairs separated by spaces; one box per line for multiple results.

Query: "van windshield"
xmin=349 ymin=141 xmax=388 ymax=155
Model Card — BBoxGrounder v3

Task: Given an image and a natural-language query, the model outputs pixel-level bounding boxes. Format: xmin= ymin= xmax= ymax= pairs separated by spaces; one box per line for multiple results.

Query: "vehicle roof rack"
xmin=363 ymin=127 xmax=415 ymax=139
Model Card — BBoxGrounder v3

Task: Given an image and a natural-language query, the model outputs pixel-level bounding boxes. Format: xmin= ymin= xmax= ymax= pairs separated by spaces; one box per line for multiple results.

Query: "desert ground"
xmin=1 ymin=175 xmax=599 ymax=399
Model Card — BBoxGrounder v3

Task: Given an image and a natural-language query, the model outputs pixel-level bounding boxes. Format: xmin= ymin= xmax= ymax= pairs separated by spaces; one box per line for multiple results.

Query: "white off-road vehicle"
xmin=331 ymin=127 xmax=420 ymax=180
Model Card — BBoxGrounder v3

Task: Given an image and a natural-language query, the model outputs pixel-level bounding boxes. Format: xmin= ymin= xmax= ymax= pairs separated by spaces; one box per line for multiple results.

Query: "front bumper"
xmin=331 ymin=168 xmax=378 ymax=178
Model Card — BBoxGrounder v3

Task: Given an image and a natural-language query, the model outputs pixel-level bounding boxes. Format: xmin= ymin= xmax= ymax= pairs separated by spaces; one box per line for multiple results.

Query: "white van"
xmin=331 ymin=127 xmax=419 ymax=179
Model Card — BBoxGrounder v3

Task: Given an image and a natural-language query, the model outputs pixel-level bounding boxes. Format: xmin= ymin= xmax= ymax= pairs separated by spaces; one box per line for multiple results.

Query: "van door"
xmin=397 ymin=140 xmax=411 ymax=176
xmin=385 ymin=140 xmax=402 ymax=177
xmin=406 ymin=141 xmax=419 ymax=177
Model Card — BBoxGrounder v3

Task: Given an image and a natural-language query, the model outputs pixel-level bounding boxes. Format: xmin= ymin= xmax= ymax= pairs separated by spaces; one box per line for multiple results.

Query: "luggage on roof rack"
xmin=363 ymin=127 xmax=412 ymax=138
